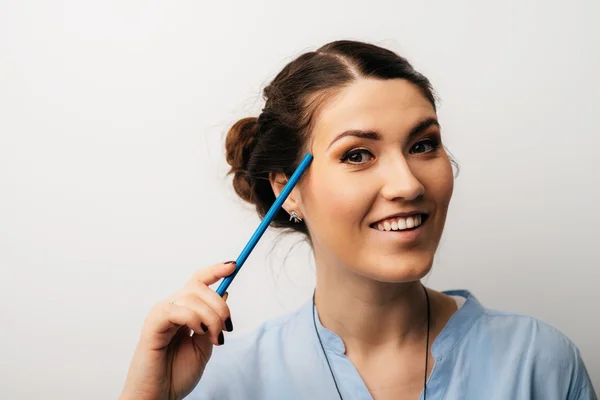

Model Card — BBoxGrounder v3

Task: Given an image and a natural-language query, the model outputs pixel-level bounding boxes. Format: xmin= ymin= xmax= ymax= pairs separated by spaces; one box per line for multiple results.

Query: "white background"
xmin=1 ymin=0 xmax=598 ymax=398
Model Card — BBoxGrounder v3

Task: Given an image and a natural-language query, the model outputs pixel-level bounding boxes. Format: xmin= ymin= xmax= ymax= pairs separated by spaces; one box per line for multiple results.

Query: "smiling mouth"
xmin=369 ymin=213 xmax=429 ymax=232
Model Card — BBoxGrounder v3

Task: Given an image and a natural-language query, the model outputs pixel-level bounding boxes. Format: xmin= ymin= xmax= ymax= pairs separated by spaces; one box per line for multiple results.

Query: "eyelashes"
xmin=340 ymin=137 xmax=441 ymax=165
xmin=340 ymin=148 xmax=373 ymax=164
xmin=409 ymin=137 xmax=440 ymax=154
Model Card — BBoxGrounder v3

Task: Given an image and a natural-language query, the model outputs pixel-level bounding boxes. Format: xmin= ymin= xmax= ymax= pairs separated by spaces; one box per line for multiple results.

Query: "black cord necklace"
xmin=312 ymin=284 xmax=431 ymax=400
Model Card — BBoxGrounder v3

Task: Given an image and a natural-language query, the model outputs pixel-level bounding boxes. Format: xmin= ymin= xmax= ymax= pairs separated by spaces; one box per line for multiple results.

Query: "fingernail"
xmin=218 ymin=332 xmax=224 ymax=345
xmin=201 ymin=323 xmax=208 ymax=333
xmin=222 ymin=292 xmax=229 ymax=301
xmin=224 ymin=317 xmax=233 ymax=332
xmin=224 ymin=261 xmax=236 ymax=264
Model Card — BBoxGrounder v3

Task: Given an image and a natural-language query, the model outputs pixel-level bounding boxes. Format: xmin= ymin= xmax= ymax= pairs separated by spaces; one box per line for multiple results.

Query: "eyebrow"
xmin=326 ymin=117 xmax=441 ymax=150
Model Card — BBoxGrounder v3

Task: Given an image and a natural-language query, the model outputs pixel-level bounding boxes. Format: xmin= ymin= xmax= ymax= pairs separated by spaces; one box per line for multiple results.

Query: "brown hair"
xmin=225 ymin=40 xmax=441 ymax=237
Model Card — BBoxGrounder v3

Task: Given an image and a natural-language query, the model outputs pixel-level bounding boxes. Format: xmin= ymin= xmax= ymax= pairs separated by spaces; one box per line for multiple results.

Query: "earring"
xmin=289 ymin=210 xmax=302 ymax=223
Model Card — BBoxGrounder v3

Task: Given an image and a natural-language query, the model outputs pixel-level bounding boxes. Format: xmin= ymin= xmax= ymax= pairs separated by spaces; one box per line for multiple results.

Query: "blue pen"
xmin=216 ymin=153 xmax=313 ymax=296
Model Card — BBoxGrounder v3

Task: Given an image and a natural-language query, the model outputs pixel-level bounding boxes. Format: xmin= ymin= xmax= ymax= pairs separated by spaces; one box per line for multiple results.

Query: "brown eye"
xmin=410 ymin=138 xmax=439 ymax=154
xmin=340 ymin=148 xmax=374 ymax=164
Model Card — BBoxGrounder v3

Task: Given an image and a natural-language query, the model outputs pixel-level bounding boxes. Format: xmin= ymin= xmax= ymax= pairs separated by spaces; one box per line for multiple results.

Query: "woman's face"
xmin=295 ymin=78 xmax=454 ymax=283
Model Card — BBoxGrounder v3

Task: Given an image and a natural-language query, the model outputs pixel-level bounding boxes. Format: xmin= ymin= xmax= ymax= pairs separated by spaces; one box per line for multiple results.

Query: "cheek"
xmin=304 ymin=171 xmax=371 ymax=224
xmin=440 ymin=162 xmax=455 ymax=205
xmin=422 ymin=159 xmax=454 ymax=212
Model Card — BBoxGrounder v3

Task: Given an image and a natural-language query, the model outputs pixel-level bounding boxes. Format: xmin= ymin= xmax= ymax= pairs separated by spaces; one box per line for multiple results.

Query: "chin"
xmin=358 ymin=253 xmax=435 ymax=284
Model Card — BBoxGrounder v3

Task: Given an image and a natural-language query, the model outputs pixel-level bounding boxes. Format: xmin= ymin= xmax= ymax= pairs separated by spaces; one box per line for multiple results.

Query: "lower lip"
xmin=371 ymin=221 xmax=426 ymax=242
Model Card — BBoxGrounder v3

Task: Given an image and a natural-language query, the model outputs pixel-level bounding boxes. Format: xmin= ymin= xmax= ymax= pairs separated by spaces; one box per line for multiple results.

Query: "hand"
xmin=120 ymin=261 xmax=236 ymax=400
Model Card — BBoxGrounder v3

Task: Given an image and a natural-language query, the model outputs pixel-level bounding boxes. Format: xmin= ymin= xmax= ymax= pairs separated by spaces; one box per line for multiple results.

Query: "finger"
xmin=191 ymin=261 xmax=237 ymax=287
xmin=175 ymin=294 xmax=225 ymax=346
xmin=149 ymin=302 xmax=204 ymax=341
xmin=192 ymin=284 xmax=233 ymax=332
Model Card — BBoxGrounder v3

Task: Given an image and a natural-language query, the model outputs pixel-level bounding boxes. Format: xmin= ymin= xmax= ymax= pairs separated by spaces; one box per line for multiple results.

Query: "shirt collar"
xmin=312 ymin=299 xmax=346 ymax=354
xmin=303 ymin=289 xmax=486 ymax=358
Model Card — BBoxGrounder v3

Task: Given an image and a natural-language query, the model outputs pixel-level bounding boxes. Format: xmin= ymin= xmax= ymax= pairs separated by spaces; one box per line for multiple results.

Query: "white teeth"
xmin=375 ymin=214 xmax=425 ymax=232
xmin=397 ymin=218 xmax=407 ymax=230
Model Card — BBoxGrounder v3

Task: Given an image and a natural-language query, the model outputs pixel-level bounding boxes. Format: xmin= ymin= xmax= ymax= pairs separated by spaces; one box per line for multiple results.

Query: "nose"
xmin=380 ymin=155 xmax=425 ymax=201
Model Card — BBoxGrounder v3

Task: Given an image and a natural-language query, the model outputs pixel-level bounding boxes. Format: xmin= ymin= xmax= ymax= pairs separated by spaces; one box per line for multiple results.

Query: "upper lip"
xmin=370 ymin=210 xmax=429 ymax=226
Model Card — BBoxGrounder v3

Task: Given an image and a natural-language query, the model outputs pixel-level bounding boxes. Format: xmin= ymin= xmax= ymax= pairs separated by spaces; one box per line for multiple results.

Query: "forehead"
xmin=310 ymin=78 xmax=436 ymax=147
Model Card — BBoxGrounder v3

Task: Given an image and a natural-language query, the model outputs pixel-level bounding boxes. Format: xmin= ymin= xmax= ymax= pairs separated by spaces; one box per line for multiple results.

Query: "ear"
xmin=269 ymin=172 xmax=304 ymax=219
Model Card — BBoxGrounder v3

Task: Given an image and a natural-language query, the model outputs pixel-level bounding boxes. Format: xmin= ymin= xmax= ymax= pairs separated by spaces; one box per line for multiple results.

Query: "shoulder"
xmin=210 ymin=302 xmax=308 ymax=363
xmin=468 ymin=302 xmax=594 ymax=398
xmin=443 ymin=290 xmax=595 ymax=398
xmin=446 ymin=290 xmax=581 ymax=363
xmin=187 ymin=301 xmax=312 ymax=399
xmin=478 ymin=307 xmax=579 ymax=362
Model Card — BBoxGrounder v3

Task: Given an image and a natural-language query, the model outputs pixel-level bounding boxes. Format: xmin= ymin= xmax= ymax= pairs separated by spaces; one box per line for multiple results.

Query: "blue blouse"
xmin=188 ymin=290 xmax=597 ymax=399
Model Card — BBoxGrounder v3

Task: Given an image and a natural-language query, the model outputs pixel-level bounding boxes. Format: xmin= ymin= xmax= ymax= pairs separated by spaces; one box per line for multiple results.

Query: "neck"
xmin=314 ymin=260 xmax=430 ymax=358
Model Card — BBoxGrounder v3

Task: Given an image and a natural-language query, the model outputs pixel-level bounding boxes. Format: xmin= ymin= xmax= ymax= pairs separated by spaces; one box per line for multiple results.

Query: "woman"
xmin=120 ymin=40 xmax=596 ymax=400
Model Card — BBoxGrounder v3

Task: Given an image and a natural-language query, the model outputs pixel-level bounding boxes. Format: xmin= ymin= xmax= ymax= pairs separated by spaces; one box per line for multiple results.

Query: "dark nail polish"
xmin=225 ymin=317 xmax=233 ymax=332
xmin=201 ymin=323 xmax=208 ymax=333
xmin=218 ymin=332 xmax=224 ymax=345
xmin=224 ymin=261 xmax=236 ymax=264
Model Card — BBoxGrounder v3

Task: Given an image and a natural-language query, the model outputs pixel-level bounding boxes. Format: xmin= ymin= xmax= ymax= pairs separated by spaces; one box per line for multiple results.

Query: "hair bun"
xmin=225 ymin=117 xmax=260 ymax=203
